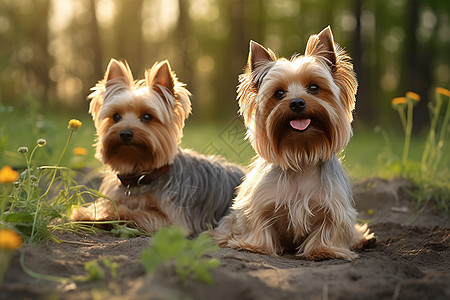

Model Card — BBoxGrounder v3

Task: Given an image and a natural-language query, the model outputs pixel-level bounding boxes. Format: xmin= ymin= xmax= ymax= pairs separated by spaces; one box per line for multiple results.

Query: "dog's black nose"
xmin=120 ymin=130 xmax=134 ymax=142
xmin=289 ymin=98 xmax=306 ymax=113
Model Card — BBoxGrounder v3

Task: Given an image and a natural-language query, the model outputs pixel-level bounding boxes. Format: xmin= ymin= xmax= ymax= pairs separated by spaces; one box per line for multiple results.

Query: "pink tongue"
xmin=290 ymin=119 xmax=311 ymax=131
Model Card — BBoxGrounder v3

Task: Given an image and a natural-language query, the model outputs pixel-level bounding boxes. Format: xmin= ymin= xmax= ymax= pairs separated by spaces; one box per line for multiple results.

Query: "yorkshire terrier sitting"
xmin=70 ymin=59 xmax=244 ymax=235
xmin=214 ymin=26 xmax=373 ymax=260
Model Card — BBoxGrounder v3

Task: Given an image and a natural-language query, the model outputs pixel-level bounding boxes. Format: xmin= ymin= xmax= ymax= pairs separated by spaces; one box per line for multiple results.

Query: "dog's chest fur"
xmin=236 ymin=156 xmax=353 ymax=251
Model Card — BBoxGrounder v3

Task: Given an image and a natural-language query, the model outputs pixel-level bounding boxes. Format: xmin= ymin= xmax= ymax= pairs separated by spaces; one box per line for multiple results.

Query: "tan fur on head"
xmin=88 ymin=59 xmax=191 ymax=174
xmin=214 ymin=27 xmax=374 ymax=261
xmin=304 ymin=26 xmax=358 ymax=121
xmin=237 ymin=26 xmax=357 ymax=170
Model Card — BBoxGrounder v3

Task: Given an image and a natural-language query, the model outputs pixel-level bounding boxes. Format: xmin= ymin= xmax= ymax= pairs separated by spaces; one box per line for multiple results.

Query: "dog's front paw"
xmin=299 ymin=247 xmax=359 ymax=261
xmin=353 ymin=223 xmax=377 ymax=250
xmin=69 ymin=200 xmax=117 ymax=222
xmin=69 ymin=206 xmax=95 ymax=221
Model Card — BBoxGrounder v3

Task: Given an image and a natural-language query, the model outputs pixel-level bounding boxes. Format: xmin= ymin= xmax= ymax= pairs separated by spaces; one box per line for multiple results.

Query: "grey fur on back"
xmin=126 ymin=148 xmax=245 ymax=234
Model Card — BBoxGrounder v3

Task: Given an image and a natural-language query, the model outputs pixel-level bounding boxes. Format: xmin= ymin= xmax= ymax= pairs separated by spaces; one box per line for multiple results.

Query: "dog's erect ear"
xmin=248 ymin=40 xmax=276 ymax=72
xmin=305 ymin=26 xmax=358 ymax=121
xmin=147 ymin=60 xmax=175 ymax=95
xmin=88 ymin=59 xmax=132 ymax=123
xmin=236 ymin=41 xmax=275 ymax=127
xmin=305 ymin=26 xmax=337 ymax=72
xmin=104 ymin=59 xmax=133 ymax=87
xmin=245 ymin=41 xmax=276 ymax=91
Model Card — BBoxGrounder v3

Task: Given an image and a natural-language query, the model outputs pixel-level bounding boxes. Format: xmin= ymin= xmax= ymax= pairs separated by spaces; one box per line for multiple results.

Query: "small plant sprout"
xmin=140 ymin=226 xmax=220 ymax=285
xmin=29 ymin=119 xmax=83 ymax=240
xmin=1 ymin=118 xmax=85 ymax=244
xmin=84 ymin=260 xmax=105 ymax=282
xmin=19 ymin=251 xmax=119 ymax=284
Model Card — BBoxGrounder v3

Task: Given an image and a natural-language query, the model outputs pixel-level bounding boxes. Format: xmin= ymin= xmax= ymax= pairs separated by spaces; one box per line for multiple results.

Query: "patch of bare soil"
xmin=1 ymin=178 xmax=449 ymax=300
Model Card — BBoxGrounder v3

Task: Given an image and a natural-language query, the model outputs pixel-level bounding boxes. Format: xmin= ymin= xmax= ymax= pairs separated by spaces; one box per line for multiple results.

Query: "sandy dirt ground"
xmin=1 ymin=178 xmax=449 ymax=300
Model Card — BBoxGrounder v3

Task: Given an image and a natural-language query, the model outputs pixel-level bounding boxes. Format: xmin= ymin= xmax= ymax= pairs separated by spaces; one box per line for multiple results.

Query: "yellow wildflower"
xmin=0 ymin=228 xmax=23 ymax=250
xmin=406 ymin=91 xmax=421 ymax=105
xmin=392 ymin=97 xmax=407 ymax=105
xmin=392 ymin=97 xmax=407 ymax=109
xmin=68 ymin=119 xmax=82 ymax=131
xmin=436 ymin=87 xmax=450 ymax=97
xmin=73 ymin=147 xmax=88 ymax=156
xmin=0 ymin=166 xmax=19 ymax=184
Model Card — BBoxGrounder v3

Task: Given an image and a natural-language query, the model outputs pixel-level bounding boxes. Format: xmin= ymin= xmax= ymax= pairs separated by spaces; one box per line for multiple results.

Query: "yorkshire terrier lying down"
xmin=214 ymin=26 xmax=374 ymax=260
xmin=70 ymin=59 xmax=244 ymax=235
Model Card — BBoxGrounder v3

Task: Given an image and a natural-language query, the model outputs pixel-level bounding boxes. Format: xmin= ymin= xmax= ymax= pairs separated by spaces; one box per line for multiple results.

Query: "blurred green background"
xmin=0 ymin=0 xmax=449 ymax=180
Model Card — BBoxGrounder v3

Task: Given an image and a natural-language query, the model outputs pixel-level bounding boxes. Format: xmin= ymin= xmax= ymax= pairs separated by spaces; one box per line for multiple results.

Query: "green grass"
xmin=344 ymin=123 xmax=449 ymax=180
xmin=140 ymin=225 xmax=220 ymax=285
xmin=0 ymin=116 xmax=103 ymax=243
xmin=0 ymin=106 xmax=99 ymax=170
xmin=2 ymin=105 xmax=448 ymax=181
xmin=181 ymin=117 xmax=255 ymax=166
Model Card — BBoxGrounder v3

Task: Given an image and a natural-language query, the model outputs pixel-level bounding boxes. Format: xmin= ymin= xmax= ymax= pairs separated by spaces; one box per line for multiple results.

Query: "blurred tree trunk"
xmin=176 ymin=0 xmax=192 ymax=85
xmin=34 ymin=0 xmax=52 ymax=109
xmin=89 ymin=0 xmax=103 ymax=81
xmin=404 ymin=0 xmax=419 ymax=93
xmin=404 ymin=0 xmax=429 ymax=129
xmin=231 ymin=0 xmax=245 ymax=72
xmin=113 ymin=0 xmax=144 ymax=72
xmin=222 ymin=0 xmax=247 ymax=119
xmin=429 ymin=0 xmax=450 ymax=87
xmin=243 ymin=0 xmax=264 ymax=46
xmin=352 ymin=0 xmax=369 ymax=122
xmin=373 ymin=1 xmax=384 ymax=125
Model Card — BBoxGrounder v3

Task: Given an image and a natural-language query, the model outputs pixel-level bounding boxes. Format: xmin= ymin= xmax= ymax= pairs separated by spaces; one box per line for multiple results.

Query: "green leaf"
xmin=190 ymin=232 xmax=219 ymax=257
xmin=84 ymin=261 xmax=104 ymax=281
xmin=139 ymin=225 xmax=220 ymax=285
xmin=193 ymin=258 xmax=220 ymax=285
xmin=5 ymin=212 xmax=34 ymax=223
xmin=111 ymin=224 xmax=147 ymax=238
xmin=150 ymin=226 xmax=187 ymax=258
xmin=140 ymin=249 xmax=163 ymax=273
xmin=102 ymin=258 xmax=118 ymax=280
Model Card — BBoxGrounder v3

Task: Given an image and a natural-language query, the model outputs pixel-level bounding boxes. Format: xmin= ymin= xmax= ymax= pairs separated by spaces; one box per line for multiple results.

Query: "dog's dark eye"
xmin=141 ymin=113 xmax=153 ymax=123
xmin=274 ymin=89 xmax=286 ymax=100
xmin=113 ymin=113 xmax=121 ymax=123
xmin=307 ymin=84 xmax=320 ymax=94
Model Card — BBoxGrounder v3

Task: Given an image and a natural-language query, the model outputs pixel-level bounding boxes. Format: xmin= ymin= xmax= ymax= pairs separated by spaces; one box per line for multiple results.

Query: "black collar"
xmin=117 ymin=165 xmax=172 ymax=187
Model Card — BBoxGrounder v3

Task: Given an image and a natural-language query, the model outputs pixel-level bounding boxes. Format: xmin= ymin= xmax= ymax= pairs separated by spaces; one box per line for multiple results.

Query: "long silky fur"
xmin=73 ymin=148 xmax=244 ymax=234
xmin=214 ymin=26 xmax=373 ymax=260
xmin=70 ymin=59 xmax=245 ymax=235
